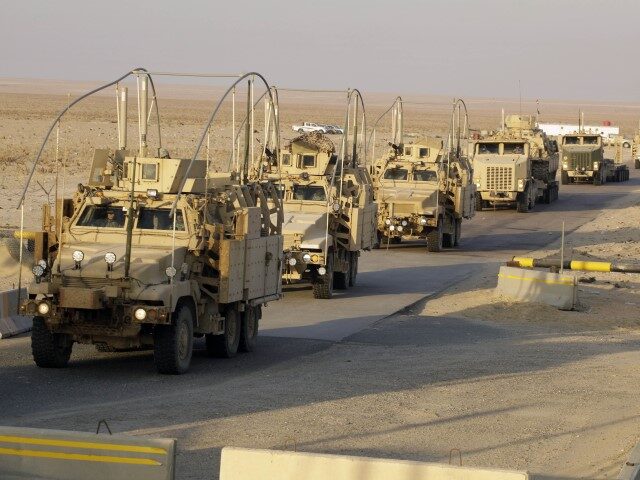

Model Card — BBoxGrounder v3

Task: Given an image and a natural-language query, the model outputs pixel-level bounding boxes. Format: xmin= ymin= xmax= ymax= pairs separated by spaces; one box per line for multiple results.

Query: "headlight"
xmin=72 ymin=250 xmax=84 ymax=262
xmin=134 ymin=308 xmax=147 ymax=321
xmin=37 ymin=259 xmax=47 ymax=269
xmin=593 ymin=162 xmax=599 ymax=170
xmin=37 ymin=302 xmax=50 ymax=315
xmin=332 ymin=202 xmax=340 ymax=212
xmin=32 ymin=265 xmax=45 ymax=277
xmin=302 ymin=253 xmax=311 ymax=263
xmin=563 ymin=156 xmax=568 ymax=160
xmin=317 ymin=266 xmax=327 ymax=275
xmin=475 ymin=181 xmax=481 ymax=188
xmin=288 ymin=257 xmax=297 ymax=266
xmin=385 ymin=218 xmax=391 ymax=225
xmin=517 ymin=179 xmax=524 ymax=190
xmin=562 ymin=162 xmax=568 ymax=169
xmin=420 ymin=217 xmax=427 ymax=225
xmin=389 ymin=225 xmax=395 ymax=231
xmin=401 ymin=220 xmax=408 ymax=226
xmin=397 ymin=225 xmax=403 ymax=232
xmin=165 ymin=266 xmax=177 ymax=278
xmin=104 ymin=252 xmax=116 ymax=264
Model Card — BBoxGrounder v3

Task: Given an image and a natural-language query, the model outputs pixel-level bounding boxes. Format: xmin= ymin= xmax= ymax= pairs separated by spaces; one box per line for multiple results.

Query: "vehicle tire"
xmin=593 ymin=172 xmax=602 ymax=186
xmin=474 ymin=193 xmax=483 ymax=211
xmin=154 ymin=302 xmax=194 ymax=374
xmin=634 ymin=159 xmax=640 ymax=170
xmin=206 ymin=304 xmax=241 ymax=358
xmin=297 ymin=128 xmax=304 ymax=133
xmin=442 ymin=220 xmax=454 ymax=248
xmin=32 ymin=317 xmax=73 ymax=368
xmin=426 ymin=222 xmax=443 ymax=252
xmin=516 ymin=191 xmax=530 ymax=213
xmin=348 ymin=252 xmax=358 ymax=287
xmin=454 ymin=219 xmax=461 ymax=247
xmin=561 ymin=171 xmax=569 ymax=185
xmin=239 ymin=305 xmax=260 ymax=353
xmin=313 ymin=251 xmax=334 ymax=299
xmin=390 ymin=236 xmax=401 ymax=244
xmin=319 ymin=129 xmax=326 ymax=134
xmin=334 ymin=253 xmax=350 ymax=290
xmin=623 ymin=142 xmax=631 ymax=148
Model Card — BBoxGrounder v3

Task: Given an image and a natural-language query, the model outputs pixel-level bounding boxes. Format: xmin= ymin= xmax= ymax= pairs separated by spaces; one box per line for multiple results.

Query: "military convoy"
xmin=560 ymin=132 xmax=629 ymax=184
xmin=275 ymin=90 xmax=377 ymax=298
xmin=18 ymin=71 xmax=284 ymax=374
xmin=371 ymin=99 xmax=475 ymax=251
xmin=473 ymin=114 xmax=559 ymax=212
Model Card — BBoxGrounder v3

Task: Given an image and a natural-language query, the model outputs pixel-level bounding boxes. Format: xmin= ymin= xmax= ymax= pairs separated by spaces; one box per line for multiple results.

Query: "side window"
xmin=282 ymin=153 xmax=291 ymax=166
xmin=418 ymin=147 xmax=429 ymax=158
xmin=383 ymin=168 xmax=408 ymax=180
xmin=404 ymin=147 xmax=412 ymax=156
xmin=141 ymin=163 xmax=158 ymax=181
xmin=301 ymin=155 xmax=316 ymax=168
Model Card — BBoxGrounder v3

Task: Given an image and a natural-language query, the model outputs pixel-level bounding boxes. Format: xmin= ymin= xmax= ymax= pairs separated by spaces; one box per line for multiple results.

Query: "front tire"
xmin=154 ymin=303 xmax=194 ymax=374
xmin=239 ymin=305 xmax=260 ymax=353
xmin=561 ymin=171 xmax=569 ymax=185
xmin=313 ymin=251 xmax=334 ymax=299
xmin=426 ymin=222 xmax=443 ymax=252
xmin=348 ymin=252 xmax=358 ymax=287
xmin=206 ymin=304 xmax=241 ymax=358
xmin=474 ymin=193 xmax=484 ymax=211
xmin=31 ymin=317 xmax=72 ymax=368
xmin=453 ymin=219 xmax=461 ymax=247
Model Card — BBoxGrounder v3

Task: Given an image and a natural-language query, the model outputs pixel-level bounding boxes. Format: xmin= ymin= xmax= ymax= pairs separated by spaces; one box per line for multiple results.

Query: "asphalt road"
xmin=1 ymin=161 xmax=639 ymax=478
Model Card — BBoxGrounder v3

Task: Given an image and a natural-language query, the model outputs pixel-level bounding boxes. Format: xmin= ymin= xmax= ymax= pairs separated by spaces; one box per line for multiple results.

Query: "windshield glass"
xmin=138 ymin=208 xmax=185 ymax=231
xmin=292 ymin=185 xmax=326 ymax=201
xmin=583 ymin=136 xmax=599 ymax=145
xmin=503 ymin=143 xmax=525 ymax=154
xmin=413 ymin=169 xmax=438 ymax=182
xmin=77 ymin=205 xmax=126 ymax=228
xmin=564 ymin=136 xmax=579 ymax=145
xmin=384 ymin=168 xmax=408 ymax=180
xmin=478 ymin=143 xmax=499 ymax=154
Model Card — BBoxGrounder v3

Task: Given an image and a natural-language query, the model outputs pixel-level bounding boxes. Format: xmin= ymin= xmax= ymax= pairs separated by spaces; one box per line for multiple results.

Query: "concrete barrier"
xmin=0 ymin=289 xmax=32 ymax=339
xmin=219 ymin=447 xmax=529 ymax=480
xmin=0 ymin=426 xmax=176 ymax=480
xmin=495 ymin=266 xmax=578 ymax=310
xmin=618 ymin=439 xmax=640 ymax=480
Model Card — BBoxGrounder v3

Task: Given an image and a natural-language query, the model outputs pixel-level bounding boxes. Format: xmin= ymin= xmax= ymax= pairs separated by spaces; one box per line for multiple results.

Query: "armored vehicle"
xmin=474 ymin=114 xmax=559 ymax=212
xmin=371 ymin=98 xmax=475 ymax=251
xmin=631 ymin=126 xmax=640 ymax=169
xmin=17 ymin=70 xmax=284 ymax=374
xmin=560 ymin=132 xmax=629 ymax=184
xmin=274 ymin=90 xmax=377 ymax=299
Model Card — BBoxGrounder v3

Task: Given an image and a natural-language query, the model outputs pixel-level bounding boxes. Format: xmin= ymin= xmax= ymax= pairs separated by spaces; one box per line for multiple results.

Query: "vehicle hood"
xmin=378 ymin=183 xmax=439 ymax=212
xmin=282 ymin=212 xmax=329 ymax=250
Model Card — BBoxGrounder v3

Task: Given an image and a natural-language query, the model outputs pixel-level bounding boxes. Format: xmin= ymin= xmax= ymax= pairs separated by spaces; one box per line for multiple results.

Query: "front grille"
xmin=568 ymin=152 xmax=591 ymax=169
xmin=61 ymin=276 xmax=113 ymax=289
xmin=486 ymin=166 xmax=513 ymax=191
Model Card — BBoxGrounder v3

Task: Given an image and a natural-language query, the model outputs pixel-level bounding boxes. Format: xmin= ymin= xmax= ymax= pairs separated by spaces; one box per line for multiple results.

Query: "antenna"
xmin=518 ymin=80 xmax=522 ymax=118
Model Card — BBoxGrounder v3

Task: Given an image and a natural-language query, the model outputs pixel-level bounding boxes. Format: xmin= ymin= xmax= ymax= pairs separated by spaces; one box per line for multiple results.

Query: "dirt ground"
xmin=3 ymin=78 xmax=640 ymax=478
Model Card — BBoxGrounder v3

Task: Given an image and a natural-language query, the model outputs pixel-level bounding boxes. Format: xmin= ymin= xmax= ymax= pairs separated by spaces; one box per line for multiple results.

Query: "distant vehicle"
xmin=325 ymin=125 xmax=344 ymax=135
xmin=292 ymin=122 xmax=327 ymax=134
xmin=603 ymin=134 xmax=631 ymax=148
xmin=560 ymin=133 xmax=629 ymax=184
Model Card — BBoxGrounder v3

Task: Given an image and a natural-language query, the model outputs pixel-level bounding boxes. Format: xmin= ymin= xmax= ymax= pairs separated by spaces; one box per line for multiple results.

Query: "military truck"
xmin=560 ymin=132 xmax=629 ymax=184
xmin=631 ymin=126 xmax=640 ymax=169
xmin=18 ymin=70 xmax=284 ymax=374
xmin=474 ymin=114 xmax=559 ymax=213
xmin=274 ymin=91 xmax=377 ymax=299
xmin=371 ymin=99 xmax=475 ymax=251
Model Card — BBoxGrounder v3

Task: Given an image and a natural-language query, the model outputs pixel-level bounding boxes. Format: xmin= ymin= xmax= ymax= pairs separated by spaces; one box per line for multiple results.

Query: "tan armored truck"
xmin=18 ymin=71 xmax=284 ymax=374
xmin=275 ymin=131 xmax=377 ymax=298
xmin=371 ymin=98 xmax=475 ymax=251
xmin=560 ymin=133 xmax=629 ymax=184
xmin=631 ymin=125 xmax=640 ymax=169
xmin=473 ymin=114 xmax=559 ymax=212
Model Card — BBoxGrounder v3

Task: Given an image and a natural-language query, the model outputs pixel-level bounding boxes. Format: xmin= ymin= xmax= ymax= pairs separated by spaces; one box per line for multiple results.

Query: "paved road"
xmin=1 ymin=162 xmax=638 ymax=443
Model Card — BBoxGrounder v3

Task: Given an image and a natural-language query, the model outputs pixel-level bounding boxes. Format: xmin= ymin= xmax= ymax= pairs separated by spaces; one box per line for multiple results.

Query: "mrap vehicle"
xmin=560 ymin=132 xmax=629 ymax=184
xmin=18 ymin=70 xmax=284 ymax=374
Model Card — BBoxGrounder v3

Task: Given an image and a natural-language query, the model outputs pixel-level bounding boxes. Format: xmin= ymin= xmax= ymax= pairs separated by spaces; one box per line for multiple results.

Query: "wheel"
xmin=313 ymin=251 xmax=334 ymax=298
xmin=319 ymin=129 xmax=326 ymax=134
xmin=239 ymin=305 xmax=260 ymax=353
xmin=154 ymin=302 xmax=194 ymax=374
xmin=474 ymin=193 xmax=483 ymax=211
xmin=561 ymin=171 xmax=569 ymax=185
xmin=334 ymin=253 xmax=350 ymax=290
xmin=206 ymin=304 xmax=241 ymax=358
xmin=390 ymin=236 xmax=401 ymax=244
xmin=426 ymin=222 xmax=443 ymax=252
xmin=31 ymin=317 xmax=73 ymax=368
xmin=623 ymin=142 xmax=631 ymax=148
xmin=516 ymin=191 xmax=530 ymax=213
xmin=348 ymin=252 xmax=358 ymax=287
xmin=593 ymin=172 xmax=602 ymax=185
xmin=297 ymin=128 xmax=304 ymax=133
xmin=442 ymin=223 xmax=454 ymax=248
xmin=634 ymin=159 xmax=640 ymax=170
xmin=453 ymin=219 xmax=461 ymax=247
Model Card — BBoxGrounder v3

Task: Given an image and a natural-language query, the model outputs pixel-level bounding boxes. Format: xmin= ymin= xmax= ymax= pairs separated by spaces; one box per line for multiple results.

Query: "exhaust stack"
xmin=139 ymin=76 xmax=148 ymax=156
xmin=118 ymin=87 xmax=128 ymax=150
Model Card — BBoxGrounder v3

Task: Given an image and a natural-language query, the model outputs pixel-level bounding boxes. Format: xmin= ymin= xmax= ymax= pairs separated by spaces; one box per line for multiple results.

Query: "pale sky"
xmin=2 ymin=0 xmax=639 ymax=101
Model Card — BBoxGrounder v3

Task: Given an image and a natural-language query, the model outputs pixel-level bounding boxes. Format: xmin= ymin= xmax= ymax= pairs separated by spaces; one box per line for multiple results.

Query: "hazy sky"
xmin=2 ymin=0 xmax=639 ymax=101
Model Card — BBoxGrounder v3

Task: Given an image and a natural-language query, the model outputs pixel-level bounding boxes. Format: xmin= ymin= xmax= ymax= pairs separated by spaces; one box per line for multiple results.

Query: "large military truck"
xmin=474 ymin=114 xmax=559 ymax=213
xmin=371 ymin=98 xmax=475 ymax=251
xmin=274 ymin=90 xmax=377 ymax=299
xmin=631 ymin=125 xmax=640 ymax=169
xmin=560 ymin=132 xmax=629 ymax=184
xmin=17 ymin=70 xmax=284 ymax=374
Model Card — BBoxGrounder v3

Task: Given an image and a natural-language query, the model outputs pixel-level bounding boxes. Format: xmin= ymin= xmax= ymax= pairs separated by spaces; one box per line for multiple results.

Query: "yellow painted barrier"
xmin=569 ymin=260 xmax=611 ymax=272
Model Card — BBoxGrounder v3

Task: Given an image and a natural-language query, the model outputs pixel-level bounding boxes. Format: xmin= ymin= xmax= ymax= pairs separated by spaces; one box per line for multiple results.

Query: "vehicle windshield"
xmin=564 ymin=136 xmax=580 ymax=145
xmin=292 ymin=185 xmax=326 ymax=201
xmin=503 ymin=143 xmax=525 ymax=154
xmin=383 ymin=168 xmax=408 ymax=180
xmin=413 ymin=169 xmax=438 ymax=182
xmin=76 ymin=205 xmax=126 ymax=228
xmin=478 ymin=143 xmax=499 ymax=154
xmin=583 ymin=136 xmax=599 ymax=145
xmin=137 ymin=208 xmax=185 ymax=231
